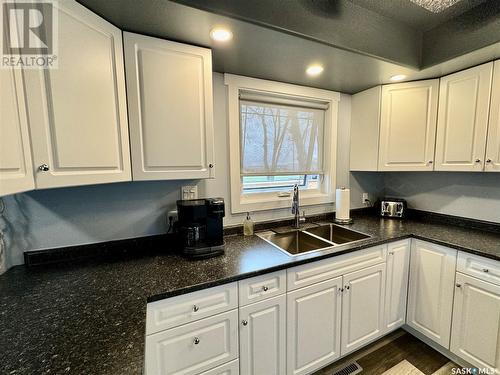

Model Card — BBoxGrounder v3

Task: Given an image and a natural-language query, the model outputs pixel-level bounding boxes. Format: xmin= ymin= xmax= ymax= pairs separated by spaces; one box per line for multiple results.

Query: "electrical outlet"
xmin=362 ymin=193 xmax=369 ymax=205
xmin=181 ymin=186 xmax=198 ymax=200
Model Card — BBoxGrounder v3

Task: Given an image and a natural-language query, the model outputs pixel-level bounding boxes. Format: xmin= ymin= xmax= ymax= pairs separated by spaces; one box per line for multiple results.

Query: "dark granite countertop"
xmin=1 ymin=213 xmax=499 ymax=375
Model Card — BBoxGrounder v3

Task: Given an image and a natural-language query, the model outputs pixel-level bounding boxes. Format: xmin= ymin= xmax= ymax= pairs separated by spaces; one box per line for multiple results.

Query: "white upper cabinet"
xmin=124 ymin=32 xmax=215 ymax=180
xmin=407 ymin=240 xmax=457 ymax=349
xmin=451 ymin=272 xmax=500 ymax=373
xmin=0 ymin=67 xmax=34 ymax=197
xmin=378 ymin=80 xmax=439 ymax=171
xmin=435 ymin=62 xmax=493 ymax=171
xmin=341 ymin=263 xmax=386 ymax=356
xmin=384 ymin=240 xmax=410 ymax=332
xmin=350 ymin=86 xmax=381 ymax=171
xmin=485 ymin=60 xmax=500 ymax=172
xmin=24 ymin=0 xmax=131 ymax=189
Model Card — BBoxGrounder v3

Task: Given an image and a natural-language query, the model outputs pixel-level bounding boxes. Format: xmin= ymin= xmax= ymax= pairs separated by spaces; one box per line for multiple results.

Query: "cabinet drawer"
xmin=199 ymin=359 xmax=239 ymax=375
xmin=146 ymin=282 xmax=238 ymax=334
xmin=457 ymin=252 xmax=500 ymax=286
xmin=145 ymin=310 xmax=239 ymax=375
xmin=287 ymin=245 xmax=387 ymax=291
xmin=238 ymin=270 xmax=286 ymax=306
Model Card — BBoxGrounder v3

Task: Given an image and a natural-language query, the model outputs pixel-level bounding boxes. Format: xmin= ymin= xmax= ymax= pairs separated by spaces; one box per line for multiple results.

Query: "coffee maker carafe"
xmin=176 ymin=198 xmax=225 ymax=258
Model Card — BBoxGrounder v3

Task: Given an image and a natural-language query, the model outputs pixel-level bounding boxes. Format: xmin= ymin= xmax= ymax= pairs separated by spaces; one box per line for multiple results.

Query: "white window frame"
xmin=225 ymin=74 xmax=339 ymax=214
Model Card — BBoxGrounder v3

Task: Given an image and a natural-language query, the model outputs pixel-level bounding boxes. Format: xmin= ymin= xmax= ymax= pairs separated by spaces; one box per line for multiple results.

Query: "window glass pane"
xmin=242 ymin=174 xmax=319 ymax=193
xmin=240 ymin=100 xmax=324 ymax=175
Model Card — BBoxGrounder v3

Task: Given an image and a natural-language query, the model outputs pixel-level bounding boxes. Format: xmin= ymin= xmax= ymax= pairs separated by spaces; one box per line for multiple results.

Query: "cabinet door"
xmin=486 ymin=60 xmax=500 ymax=172
xmin=239 ymin=295 xmax=286 ymax=375
xmin=124 ymin=32 xmax=215 ymax=180
xmin=384 ymin=240 xmax=410 ymax=332
xmin=451 ymin=273 xmax=500 ymax=374
xmin=407 ymin=240 xmax=457 ymax=348
xmin=378 ymin=80 xmax=439 ymax=171
xmin=0 ymin=67 xmax=34 ymax=197
xmin=24 ymin=0 xmax=131 ymax=189
xmin=435 ymin=62 xmax=493 ymax=171
xmin=287 ymin=277 xmax=342 ymax=375
xmin=341 ymin=263 xmax=386 ymax=355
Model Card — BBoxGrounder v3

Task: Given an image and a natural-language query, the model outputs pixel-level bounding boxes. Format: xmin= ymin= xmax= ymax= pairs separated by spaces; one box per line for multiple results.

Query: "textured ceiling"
xmin=76 ymin=0 xmax=500 ymax=94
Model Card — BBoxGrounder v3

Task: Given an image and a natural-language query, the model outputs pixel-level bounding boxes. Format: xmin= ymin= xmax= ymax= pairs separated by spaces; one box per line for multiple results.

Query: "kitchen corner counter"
xmin=1 ymin=214 xmax=499 ymax=374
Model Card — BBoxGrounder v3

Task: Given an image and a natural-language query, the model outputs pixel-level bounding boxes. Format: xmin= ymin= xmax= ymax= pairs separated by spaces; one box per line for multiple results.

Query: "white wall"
xmin=383 ymin=172 xmax=500 ymax=222
xmin=1 ymin=73 xmax=379 ymax=268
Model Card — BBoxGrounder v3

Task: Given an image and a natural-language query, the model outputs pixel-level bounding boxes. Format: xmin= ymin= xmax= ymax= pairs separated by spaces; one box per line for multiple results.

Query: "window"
xmin=225 ymin=74 xmax=339 ymax=213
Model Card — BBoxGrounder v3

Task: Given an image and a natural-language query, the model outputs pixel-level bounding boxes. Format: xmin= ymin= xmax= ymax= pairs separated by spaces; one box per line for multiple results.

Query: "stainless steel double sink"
xmin=258 ymin=223 xmax=371 ymax=256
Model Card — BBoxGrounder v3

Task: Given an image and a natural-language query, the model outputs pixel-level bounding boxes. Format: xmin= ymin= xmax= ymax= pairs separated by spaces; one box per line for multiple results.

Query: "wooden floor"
xmin=313 ymin=330 xmax=454 ymax=375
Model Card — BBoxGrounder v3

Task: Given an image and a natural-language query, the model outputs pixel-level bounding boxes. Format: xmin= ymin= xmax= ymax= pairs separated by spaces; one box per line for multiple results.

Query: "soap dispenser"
xmin=243 ymin=212 xmax=254 ymax=236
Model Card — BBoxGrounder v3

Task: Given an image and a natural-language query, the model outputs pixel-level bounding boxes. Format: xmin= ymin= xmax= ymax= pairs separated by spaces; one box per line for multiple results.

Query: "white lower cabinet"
xmin=341 ymin=263 xmax=386 ymax=356
xmin=451 ymin=273 xmax=500 ymax=373
xmin=239 ymin=295 xmax=286 ymax=375
xmin=145 ymin=310 xmax=238 ymax=375
xmin=286 ymin=277 xmax=342 ymax=375
xmin=384 ymin=240 xmax=410 ymax=332
xmin=407 ymin=240 xmax=457 ymax=348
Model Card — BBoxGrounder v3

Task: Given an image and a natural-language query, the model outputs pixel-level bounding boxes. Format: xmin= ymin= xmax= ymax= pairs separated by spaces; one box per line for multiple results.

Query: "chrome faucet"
xmin=291 ymin=184 xmax=306 ymax=229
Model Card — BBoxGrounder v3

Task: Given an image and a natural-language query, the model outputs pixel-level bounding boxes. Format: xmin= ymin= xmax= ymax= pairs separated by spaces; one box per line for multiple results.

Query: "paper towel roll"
xmin=335 ymin=188 xmax=350 ymax=221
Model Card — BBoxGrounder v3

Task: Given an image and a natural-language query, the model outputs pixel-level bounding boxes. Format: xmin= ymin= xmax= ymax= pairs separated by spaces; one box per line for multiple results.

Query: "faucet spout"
xmin=292 ymin=184 xmax=300 ymax=229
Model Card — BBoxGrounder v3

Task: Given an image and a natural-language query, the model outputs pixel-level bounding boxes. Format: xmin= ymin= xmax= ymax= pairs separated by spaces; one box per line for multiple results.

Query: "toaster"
xmin=380 ymin=198 xmax=407 ymax=218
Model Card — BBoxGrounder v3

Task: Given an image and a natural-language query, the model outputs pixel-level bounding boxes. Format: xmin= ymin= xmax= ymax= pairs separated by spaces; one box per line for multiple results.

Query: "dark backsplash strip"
xmin=407 ymin=209 xmax=500 ymax=234
xmin=24 ymin=233 xmax=174 ymax=267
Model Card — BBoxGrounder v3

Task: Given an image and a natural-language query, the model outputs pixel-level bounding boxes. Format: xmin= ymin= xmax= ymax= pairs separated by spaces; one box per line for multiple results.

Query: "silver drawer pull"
xmin=345 ymin=285 xmax=350 ymax=290
xmin=388 ymin=251 xmax=394 ymax=255
xmin=38 ymin=164 xmax=50 ymax=171
xmin=193 ymin=337 xmax=200 ymax=345
xmin=192 ymin=305 xmax=199 ymax=312
xmin=262 ymin=285 xmax=269 ymax=292
xmin=483 ymin=268 xmax=489 ymax=273
xmin=242 ymin=320 xmax=248 ymax=326
xmin=456 ymin=283 xmax=462 ymax=288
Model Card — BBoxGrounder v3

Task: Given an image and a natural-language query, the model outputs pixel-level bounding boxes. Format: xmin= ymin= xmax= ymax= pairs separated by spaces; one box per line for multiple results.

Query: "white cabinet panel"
xmin=24 ymin=0 xmax=131 ymax=189
xmin=145 ymin=310 xmax=238 ymax=375
xmin=238 ymin=270 xmax=286 ymax=306
xmin=0 ymin=67 xmax=34 ymax=196
xmin=378 ymin=80 xmax=439 ymax=171
xmin=146 ymin=282 xmax=238 ymax=334
xmin=239 ymin=295 xmax=286 ymax=375
xmin=407 ymin=240 xmax=457 ymax=348
xmin=486 ymin=60 xmax=500 ymax=172
xmin=199 ymin=360 xmax=239 ymax=375
xmin=287 ymin=277 xmax=342 ymax=375
xmin=384 ymin=240 xmax=410 ymax=332
xmin=435 ymin=62 xmax=493 ymax=171
xmin=451 ymin=273 xmax=500 ymax=374
xmin=341 ymin=263 xmax=386 ymax=355
xmin=124 ymin=32 xmax=215 ymax=180
xmin=350 ymin=86 xmax=381 ymax=171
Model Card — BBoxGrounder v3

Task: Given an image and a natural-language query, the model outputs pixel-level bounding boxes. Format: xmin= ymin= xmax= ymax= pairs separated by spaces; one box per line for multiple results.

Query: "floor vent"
xmin=332 ymin=361 xmax=363 ymax=375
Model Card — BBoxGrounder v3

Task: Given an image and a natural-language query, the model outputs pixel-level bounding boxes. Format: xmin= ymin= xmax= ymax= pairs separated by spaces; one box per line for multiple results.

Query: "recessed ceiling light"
xmin=390 ymin=74 xmax=407 ymax=82
xmin=306 ymin=64 xmax=324 ymax=76
xmin=210 ymin=27 xmax=233 ymax=42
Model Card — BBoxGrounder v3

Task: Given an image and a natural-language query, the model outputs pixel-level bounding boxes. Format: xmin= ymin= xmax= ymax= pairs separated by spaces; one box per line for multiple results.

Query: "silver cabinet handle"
xmin=428 ymin=160 xmax=433 ymax=164
xmin=193 ymin=337 xmax=200 ymax=345
xmin=483 ymin=268 xmax=489 ymax=273
xmin=345 ymin=285 xmax=350 ymax=290
xmin=192 ymin=305 xmax=199 ymax=312
xmin=389 ymin=251 xmax=394 ymax=255
xmin=486 ymin=159 xmax=492 ymax=163
xmin=339 ymin=288 xmax=344 ymax=293
xmin=209 ymin=163 xmax=214 ymax=168
xmin=475 ymin=159 xmax=481 ymax=163
xmin=262 ymin=285 xmax=269 ymax=292
xmin=242 ymin=320 xmax=248 ymax=326
xmin=38 ymin=164 xmax=50 ymax=171
xmin=456 ymin=283 xmax=462 ymax=288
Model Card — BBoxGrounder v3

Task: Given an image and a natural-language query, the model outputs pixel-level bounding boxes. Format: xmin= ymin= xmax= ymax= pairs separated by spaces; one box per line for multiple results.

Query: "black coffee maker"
xmin=176 ymin=198 xmax=225 ymax=258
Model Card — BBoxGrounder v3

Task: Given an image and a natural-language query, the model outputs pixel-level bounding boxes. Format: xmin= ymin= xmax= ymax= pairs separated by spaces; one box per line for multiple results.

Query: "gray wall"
xmin=1 ymin=73 xmax=382 ymax=268
xmin=384 ymin=172 xmax=500 ymax=222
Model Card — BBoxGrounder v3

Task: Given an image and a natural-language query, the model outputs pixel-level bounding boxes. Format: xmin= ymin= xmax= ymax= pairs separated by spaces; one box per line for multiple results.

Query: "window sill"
xmin=233 ymin=191 xmax=334 ymax=214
